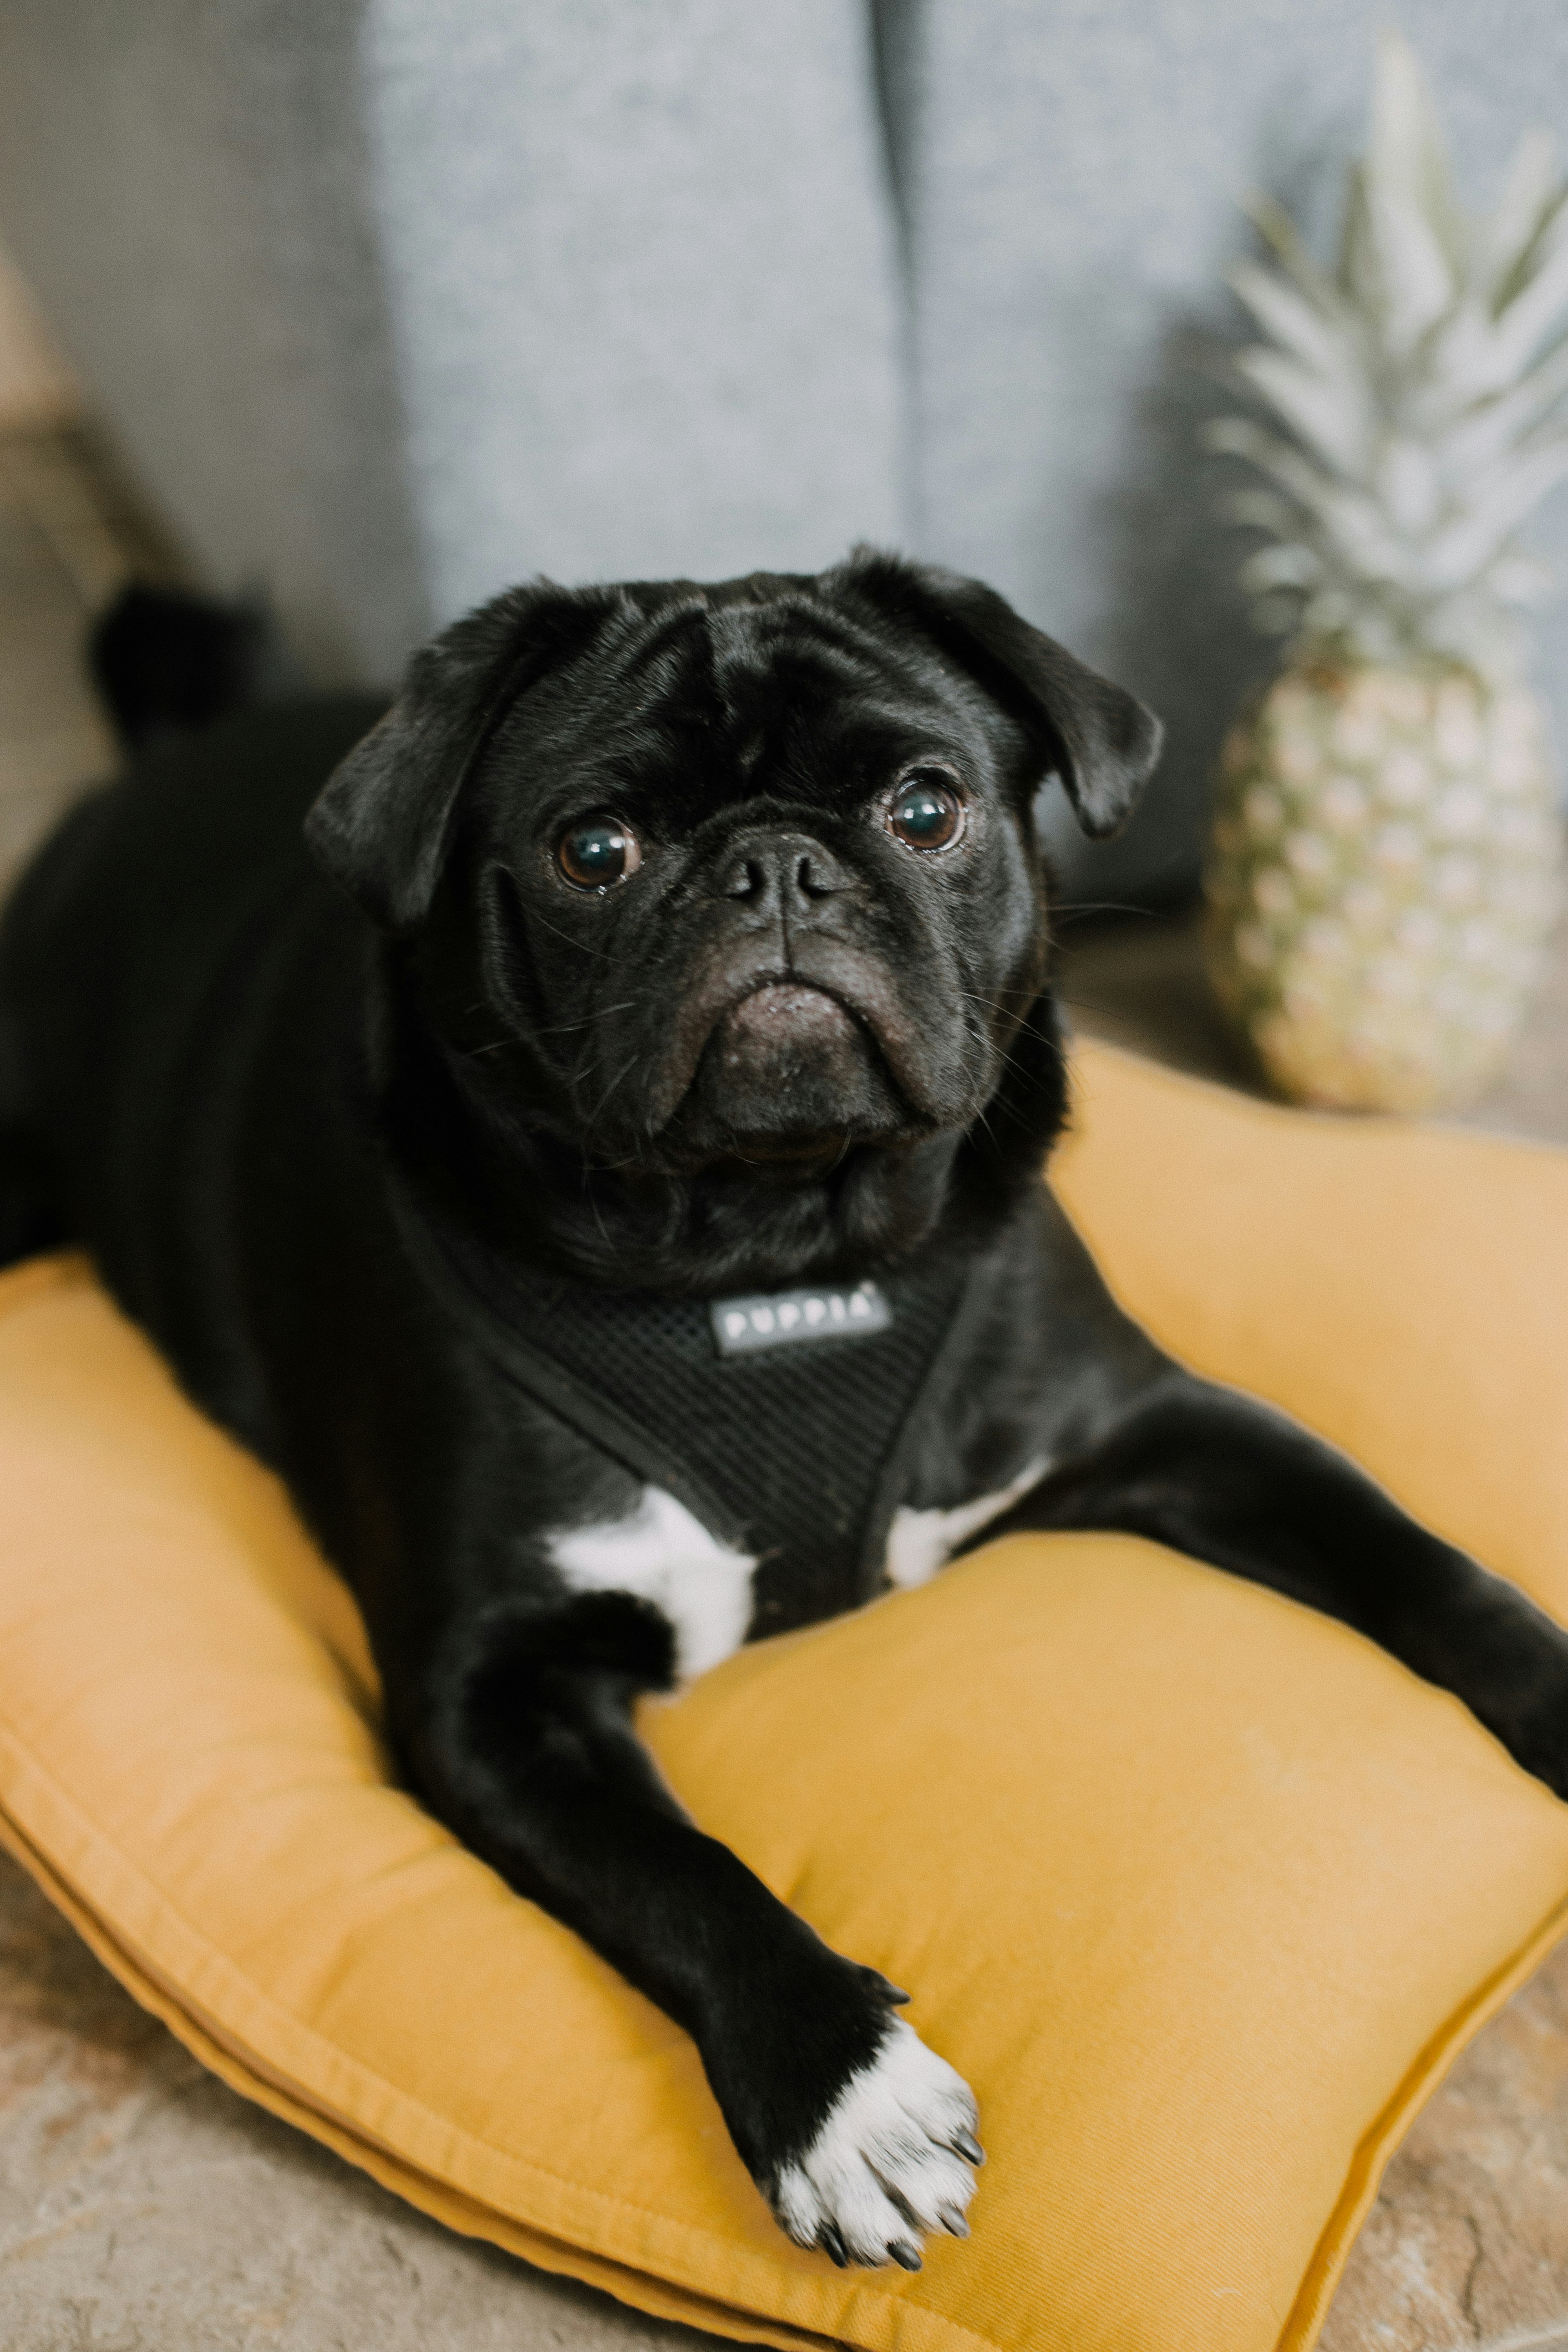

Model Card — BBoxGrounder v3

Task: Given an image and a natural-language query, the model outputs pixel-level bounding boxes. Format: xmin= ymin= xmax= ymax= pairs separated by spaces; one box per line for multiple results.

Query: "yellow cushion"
xmin=1 ymin=1037 xmax=1567 ymax=2352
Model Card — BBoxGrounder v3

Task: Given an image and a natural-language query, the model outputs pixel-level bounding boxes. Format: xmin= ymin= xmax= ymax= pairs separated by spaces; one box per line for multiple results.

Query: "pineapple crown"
xmin=1208 ymin=32 xmax=1568 ymax=685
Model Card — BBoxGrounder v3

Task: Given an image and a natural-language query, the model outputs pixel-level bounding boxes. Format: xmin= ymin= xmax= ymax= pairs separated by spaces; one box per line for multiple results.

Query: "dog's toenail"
xmin=819 ymin=2223 xmax=849 ymax=2267
xmin=953 ymin=2129 xmax=984 ymax=2164
xmin=889 ymin=2241 xmax=923 ymax=2271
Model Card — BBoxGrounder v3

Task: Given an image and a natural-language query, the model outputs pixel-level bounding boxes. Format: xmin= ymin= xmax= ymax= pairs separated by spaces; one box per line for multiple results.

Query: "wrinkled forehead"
xmin=489 ymin=593 xmax=1010 ymax=828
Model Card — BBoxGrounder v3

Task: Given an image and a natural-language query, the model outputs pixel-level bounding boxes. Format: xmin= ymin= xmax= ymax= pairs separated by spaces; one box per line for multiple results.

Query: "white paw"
xmin=771 ymin=2017 xmax=983 ymax=2269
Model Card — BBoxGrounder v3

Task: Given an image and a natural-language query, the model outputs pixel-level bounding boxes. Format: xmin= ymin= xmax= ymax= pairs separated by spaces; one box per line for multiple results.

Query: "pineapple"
xmin=1203 ymin=31 xmax=1568 ymax=1113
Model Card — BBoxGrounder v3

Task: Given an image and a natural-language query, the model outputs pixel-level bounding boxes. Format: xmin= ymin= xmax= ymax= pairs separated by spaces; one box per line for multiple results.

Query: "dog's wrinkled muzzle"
xmin=686 ymin=980 xmax=891 ymax=1165
xmin=556 ymin=817 xmax=1011 ymax=1174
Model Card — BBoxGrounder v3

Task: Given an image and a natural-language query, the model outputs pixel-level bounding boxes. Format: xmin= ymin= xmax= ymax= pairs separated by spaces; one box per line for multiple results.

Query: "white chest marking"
xmin=546 ymin=1485 xmax=757 ymax=1680
xmin=884 ymin=1456 xmax=1049 ymax=1592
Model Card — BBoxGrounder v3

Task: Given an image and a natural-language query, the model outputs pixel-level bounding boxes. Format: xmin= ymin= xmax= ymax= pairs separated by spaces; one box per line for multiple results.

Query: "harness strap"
xmin=388 ymin=1175 xmax=992 ymax=1636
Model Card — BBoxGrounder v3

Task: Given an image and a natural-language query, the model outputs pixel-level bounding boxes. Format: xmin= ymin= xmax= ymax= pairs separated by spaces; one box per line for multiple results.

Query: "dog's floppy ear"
xmin=305 ymin=582 xmax=621 ymax=932
xmin=837 ymin=551 xmax=1163 ymax=839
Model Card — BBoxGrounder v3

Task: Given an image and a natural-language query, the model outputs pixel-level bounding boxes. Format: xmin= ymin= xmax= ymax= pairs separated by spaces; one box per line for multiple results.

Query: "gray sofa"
xmin=2 ymin=0 xmax=1565 ymax=899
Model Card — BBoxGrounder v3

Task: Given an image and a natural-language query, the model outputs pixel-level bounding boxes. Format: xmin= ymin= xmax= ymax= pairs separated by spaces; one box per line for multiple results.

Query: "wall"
xmin=2 ymin=1 xmax=1565 ymax=898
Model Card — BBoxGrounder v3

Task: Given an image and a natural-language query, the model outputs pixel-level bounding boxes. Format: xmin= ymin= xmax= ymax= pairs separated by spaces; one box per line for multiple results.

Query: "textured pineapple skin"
xmin=1204 ymin=662 xmax=1563 ymax=1113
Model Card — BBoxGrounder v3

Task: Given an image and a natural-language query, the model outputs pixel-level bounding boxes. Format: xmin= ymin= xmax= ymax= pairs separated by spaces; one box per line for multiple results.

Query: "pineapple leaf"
xmin=1243 ymin=192 xmax=1346 ymax=318
xmin=1436 ymin=335 xmax=1568 ymax=477
xmin=1338 ymin=165 xmax=1379 ymax=324
xmin=1360 ymin=181 xmax=1458 ymax=354
xmin=1228 ymin=260 xmax=1351 ymax=380
xmin=1209 ymin=418 xmax=1409 ymax=581
xmin=1423 ymin=430 xmax=1568 ymax=585
xmin=1369 ymin=30 xmax=1465 ymax=274
xmin=1479 ymin=127 xmax=1562 ymax=307
xmin=1336 ymin=38 xmax=1461 ymax=355
xmin=1221 ymin=488 xmax=1309 ymax=536
xmin=1491 ymin=222 xmax=1568 ymax=379
xmin=1238 ymin=544 xmax=1322 ymax=590
xmin=1418 ymin=300 xmax=1545 ymax=413
xmin=1231 ymin=346 xmax=1369 ymax=478
xmin=1374 ymin=440 xmax=1441 ymax=535
xmin=1492 ymin=178 xmax=1568 ymax=317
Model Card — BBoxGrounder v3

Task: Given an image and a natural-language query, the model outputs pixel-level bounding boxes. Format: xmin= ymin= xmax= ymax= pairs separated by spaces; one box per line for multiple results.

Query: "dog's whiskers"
xmin=526 ymin=909 xmax=616 ymax=961
xmin=584 ymin=1051 xmax=643 ymax=1143
xmin=529 ymin=1001 xmax=641 ymax=1041
xmin=956 ymin=985 xmax=1035 ymax=1024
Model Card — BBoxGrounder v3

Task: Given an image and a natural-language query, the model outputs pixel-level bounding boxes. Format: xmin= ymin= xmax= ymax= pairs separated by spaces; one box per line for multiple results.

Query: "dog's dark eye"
xmin=556 ymin=815 xmax=643 ymax=891
xmin=888 ymin=772 xmax=964 ymax=852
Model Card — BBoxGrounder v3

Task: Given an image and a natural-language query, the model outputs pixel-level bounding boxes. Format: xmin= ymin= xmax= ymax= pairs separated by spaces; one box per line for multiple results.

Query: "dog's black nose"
xmin=717 ymin=833 xmax=849 ymax=914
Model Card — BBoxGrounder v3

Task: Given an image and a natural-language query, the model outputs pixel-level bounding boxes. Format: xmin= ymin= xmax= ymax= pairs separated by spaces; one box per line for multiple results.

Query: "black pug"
xmin=3 ymin=552 xmax=1567 ymax=2271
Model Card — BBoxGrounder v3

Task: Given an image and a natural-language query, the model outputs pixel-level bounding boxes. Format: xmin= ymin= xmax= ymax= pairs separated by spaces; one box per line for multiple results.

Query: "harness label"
xmin=709 ymin=1279 xmax=892 ymax=1357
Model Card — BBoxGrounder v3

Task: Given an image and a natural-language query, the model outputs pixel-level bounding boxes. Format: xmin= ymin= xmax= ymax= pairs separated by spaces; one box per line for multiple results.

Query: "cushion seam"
xmin=0 ymin=1724 xmax=995 ymax=2349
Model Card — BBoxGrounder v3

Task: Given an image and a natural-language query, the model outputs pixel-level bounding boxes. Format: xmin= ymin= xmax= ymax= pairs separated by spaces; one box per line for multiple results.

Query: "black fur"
xmin=90 ymin=581 xmax=271 ymax=754
xmin=4 ymin=551 xmax=1567 ymax=2264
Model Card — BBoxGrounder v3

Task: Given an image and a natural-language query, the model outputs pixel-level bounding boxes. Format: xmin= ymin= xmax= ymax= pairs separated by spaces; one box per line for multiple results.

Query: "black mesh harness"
xmin=398 ymin=1193 xmax=991 ymax=1638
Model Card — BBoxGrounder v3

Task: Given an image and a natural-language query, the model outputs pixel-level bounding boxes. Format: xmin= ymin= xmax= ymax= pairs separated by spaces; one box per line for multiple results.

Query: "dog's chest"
xmin=508 ymin=1256 xmax=973 ymax=1646
xmin=548 ymin=1459 xmax=1047 ymax=1680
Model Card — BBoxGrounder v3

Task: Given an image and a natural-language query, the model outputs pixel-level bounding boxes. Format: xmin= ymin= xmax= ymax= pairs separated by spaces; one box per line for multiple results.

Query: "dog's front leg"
xmin=996 ymin=1370 xmax=1568 ymax=1799
xmin=392 ymin=1591 xmax=981 ymax=2267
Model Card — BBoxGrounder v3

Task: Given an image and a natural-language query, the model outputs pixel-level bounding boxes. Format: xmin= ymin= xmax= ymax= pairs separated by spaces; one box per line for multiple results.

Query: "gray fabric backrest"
xmin=0 ymin=1 xmax=903 ymax=685
xmin=2 ymin=0 xmax=1564 ymax=899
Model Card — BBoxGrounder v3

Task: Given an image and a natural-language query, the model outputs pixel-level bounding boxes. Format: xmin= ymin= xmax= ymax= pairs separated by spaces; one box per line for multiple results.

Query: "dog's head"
xmin=307 ymin=551 xmax=1161 ymax=1289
